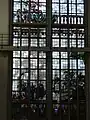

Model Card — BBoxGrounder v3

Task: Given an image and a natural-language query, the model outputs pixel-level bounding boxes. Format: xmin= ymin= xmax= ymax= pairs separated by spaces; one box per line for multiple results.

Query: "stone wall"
xmin=0 ymin=0 xmax=9 ymax=120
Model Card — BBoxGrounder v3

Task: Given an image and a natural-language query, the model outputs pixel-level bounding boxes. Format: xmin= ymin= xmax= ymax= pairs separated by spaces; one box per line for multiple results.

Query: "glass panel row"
xmin=13 ymin=0 xmax=84 ymax=23
xmin=12 ymin=27 xmax=85 ymax=48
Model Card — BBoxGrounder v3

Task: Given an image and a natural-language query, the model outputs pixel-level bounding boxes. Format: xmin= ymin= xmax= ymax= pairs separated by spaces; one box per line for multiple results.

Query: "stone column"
xmin=0 ymin=54 xmax=8 ymax=120
xmin=0 ymin=0 xmax=9 ymax=120
xmin=86 ymin=53 xmax=90 ymax=120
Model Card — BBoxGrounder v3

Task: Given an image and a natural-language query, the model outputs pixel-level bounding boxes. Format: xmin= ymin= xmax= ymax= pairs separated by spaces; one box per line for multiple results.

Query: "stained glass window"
xmin=12 ymin=0 xmax=85 ymax=120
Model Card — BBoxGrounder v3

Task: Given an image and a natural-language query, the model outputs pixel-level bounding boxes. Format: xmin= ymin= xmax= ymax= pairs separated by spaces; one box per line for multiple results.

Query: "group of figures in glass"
xmin=13 ymin=0 xmax=84 ymax=24
xmin=12 ymin=69 xmax=85 ymax=117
